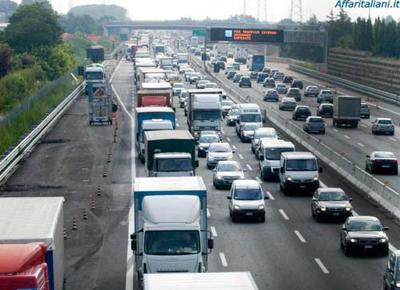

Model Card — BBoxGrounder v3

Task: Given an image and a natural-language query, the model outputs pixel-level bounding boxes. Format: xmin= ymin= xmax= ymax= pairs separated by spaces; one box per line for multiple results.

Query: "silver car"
xmin=196 ymin=79 xmax=209 ymax=89
xmin=275 ymin=83 xmax=288 ymax=94
xmin=317 ymin=90 xmax=334 ymax=103
xmin=304 ymin=85 xmax=319 ymax=97
xmin=179 ymin=89 xmax=188 ymax=108
xmin=172 ymin=82 xmax=184 ymax=96
xmin=213 ymin=161 xmax=245 ymax=189
xmin=207 ymin=143 xmax=234 ymax=169
xmin=279 ymin=97 xmax=297 ymax=111
xmin=303 ymin=116 xmax=325 ymax=134
xmin=372 ymin=118 xmax=395 ymax=135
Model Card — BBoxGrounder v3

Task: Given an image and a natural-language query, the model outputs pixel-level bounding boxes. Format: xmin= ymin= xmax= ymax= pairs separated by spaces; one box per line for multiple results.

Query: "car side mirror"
xmin=232 ymin=150 xmax=236 ymax=153
xmin=243 ymin=169 xmax=247 ymax=172
xmin=342 ymin=225 xmax=347 ymax=231
xmin=227 ymin=196 xmax=232 ymax=200
xmin=366 ymin=155 xmax=370 ymax=158
xmin=259 ymin=155 xmax=264 ymax=161
xmin=195 ymin=160 xmax=199 ymax=168
xmin=264 ymin=196 xmax=269 ymax=200
xmin=208 ymin=238 xmax=214 ymax=249
xmin=349 ymin=198 xmax=353 ymax=202
xmin=318 ymin=167 xmax=323 ymax=173
xmin=384 ymin=226 xmax=389 ymax=231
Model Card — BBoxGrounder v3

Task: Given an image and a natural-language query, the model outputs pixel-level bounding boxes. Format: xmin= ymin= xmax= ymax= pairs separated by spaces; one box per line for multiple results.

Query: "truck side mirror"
xmin=208 ymin=238 xmax=214 ymax=249
xmin=130 ymin=233 xmax=137 ymax=252
xmin=280 ymin=167 xmax=284 ymax=173
xmin=195 ymin=160 xmax=199 ymax=168
xmin=318 ymin=167 xmax=323 ymax=173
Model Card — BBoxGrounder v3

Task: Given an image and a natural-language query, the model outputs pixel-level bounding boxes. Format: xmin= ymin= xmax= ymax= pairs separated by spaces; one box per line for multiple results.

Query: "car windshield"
xmin=218 ymin=163 xmax=241 ymax=172
xmin=377 ymin=119 xmax=392 ymax=124
xmin=210 ymin=144 xmax=230 ymax=152
xmin=243 ymin=124 xmax=258 ymax=130
xmin=193 ymin=110 xmax=221 ymax=120
xmin=373 ymin=152 xmax=395 ymax=158
xmin=240 ymin=114 xmax=262 ymax=123
xmin=265 ymin=147 xmax=294 ymax=160
xmin=199 ymin=135 xmax=219 ymax=143
xmin=156 ymin=158 xmax=193 ymax=172
xmin=286 ymin=159 xmax=317 ymax=171
xmin=347 ymin=220 xmax=382 ymax=232
xmin=318 ymin=191 xmax=348 ymax=201
xmin=234 ymin=187 xmax=262 ymax=200
xmin=228 ymin=109 xmax=240 ymax=116
xmin=144 ymin=230 xmax=200 ymax=255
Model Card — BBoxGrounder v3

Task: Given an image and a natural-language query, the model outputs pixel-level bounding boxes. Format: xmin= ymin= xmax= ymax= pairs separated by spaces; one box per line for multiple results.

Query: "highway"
xmin=1 ymin=54 xmax=400 ymax=289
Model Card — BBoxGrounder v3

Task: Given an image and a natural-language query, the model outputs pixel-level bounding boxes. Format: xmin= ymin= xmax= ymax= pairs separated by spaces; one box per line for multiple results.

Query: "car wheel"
xmin=365 ymin=163 xmax=369 ymax=172
xmin=231 ymin=214 xmax=237 ymax=222
xmin=207 ymin=164 xmax=212 ymax=170
xmin=381 ymin=248 xmax=389 ymax=256
xmin=321 ymin=130 xmax=325 ymax=134
xmin=344 ymin=244 xmax=351 ymax=256
xmin=260 ymin=215 xmax=266 ymax=223
xmin=393 ymin=169 xmax=398 ymax=175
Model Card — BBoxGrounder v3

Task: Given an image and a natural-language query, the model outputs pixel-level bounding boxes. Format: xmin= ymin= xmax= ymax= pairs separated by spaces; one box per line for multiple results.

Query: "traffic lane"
xmin=219 ymin=116 xmax=387 ymax=290
xmin=215 ymin=72 xmax=400 ymax=191
xmin=96 ymin=59 xmax=132 ymax=290
xmin=271 ymin=62 xmax=400 ymax=124
xmin=225 ymin=115 xmax=389 ymax=290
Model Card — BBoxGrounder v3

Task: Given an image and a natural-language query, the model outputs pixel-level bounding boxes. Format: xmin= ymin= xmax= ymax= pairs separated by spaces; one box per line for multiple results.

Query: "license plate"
xmin=245 ymin=213 xmax=253 ymax=216
xmin=364 ymin=245 xmax=373 ymax=249
xmin=300 ymin=185 xmax=306 ymax=188
xmin=382 ymin=165 xmax=390 ymax=168
xmin=332 ymin=213 xmax=340 ymax=216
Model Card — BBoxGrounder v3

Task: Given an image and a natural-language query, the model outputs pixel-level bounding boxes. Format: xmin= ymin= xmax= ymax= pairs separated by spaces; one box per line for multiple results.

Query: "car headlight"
xmin=216 ymin=175 xmax=223 ymax=180
xmin=313 ymin=175 xmax=319 ymax=181
xmin=286 ymin=176 xmax=292 ymax=181
xmin=395 ymin=281 xmax=400 ymax=288
xmin=208 ymin=156 xmax=214 ymax=160
xmin=345 ymin=207 xmax=352 ymax=211
xmin=349 ymin=238 xmax=357 ymax=243
xmin=234 ymin=204 xmax=240 ymax=210
xmin=379 ymin=238 xmax=388 ymax=243
xmin=258 ymin=204 xmax=265 ymax=210
xmin=199 ymin=146 xmax=204 ymax=150
xmin=320 ymin=207 xmax=326 ymax=212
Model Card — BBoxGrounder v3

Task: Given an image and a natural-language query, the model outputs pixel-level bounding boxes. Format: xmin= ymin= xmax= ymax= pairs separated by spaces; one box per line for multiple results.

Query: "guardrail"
xmin=191 ymin=55 xmax=400 ymax=219
xmin=0 ymin=83 xmax=85 ymax=184
xmin=289 ymin=64 xmax=400 ymax=106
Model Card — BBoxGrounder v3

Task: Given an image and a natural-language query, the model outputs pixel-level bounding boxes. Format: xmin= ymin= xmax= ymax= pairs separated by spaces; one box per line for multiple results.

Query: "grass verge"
xmin=0 ymin=79 xmax=78 ymax=156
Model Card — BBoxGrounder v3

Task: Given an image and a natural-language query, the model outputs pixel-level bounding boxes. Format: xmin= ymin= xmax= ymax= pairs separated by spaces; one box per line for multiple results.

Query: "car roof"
xmin=218 ymin=160 xmax=240 ymax=166
xmin=317 ymin=187 xmax=344 ymax=193
xmin=347 ymin=216 xmax=380 ymax=222
xmin=282 ymin=97 xmax=296 ymax=102
xmin=295 ymin=105 xmax=310 ymax=109
xmin=282 ymin=151 xmax=316 ymax=159
xmin=307 ymin=116 xmax=323 ymax=120
xmin=233 ymin=179 xmax=260 ymax=188
xmin=376 ymin=117 xmax=392 ymax=121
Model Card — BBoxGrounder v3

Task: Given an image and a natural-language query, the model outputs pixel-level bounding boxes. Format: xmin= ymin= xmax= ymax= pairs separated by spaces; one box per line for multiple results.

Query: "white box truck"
xmin=144 ymin=272 xmax=259 ymax=290
xmin=0 ymin=197 xmax=64 ymax=290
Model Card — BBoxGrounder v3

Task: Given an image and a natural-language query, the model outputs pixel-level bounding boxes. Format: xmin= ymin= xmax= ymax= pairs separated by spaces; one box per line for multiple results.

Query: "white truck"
xmin=144 ymin=272 xmax=259 ymax=290
xmin=158 ymin=56 xmax=173 ymax=70
xmin=176 ymin=52 xmax=189 ymax=64
xmin=131 ymin=177 xmax=213 ymax=287
xmin=0 ymin=197 xmax=64 ymax=290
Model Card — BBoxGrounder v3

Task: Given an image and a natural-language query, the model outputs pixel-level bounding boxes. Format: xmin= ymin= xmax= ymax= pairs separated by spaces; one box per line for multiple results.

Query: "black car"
xmin=250 ymin=71 xmax=258 ymax=80
xmin=340 ymin=216 xmax=389 ymax=256
xmin=257 ymin=72 xmax=267 ymax=83
xmin=292 ymin=105 xmax=311 ymax=121
xmin=227 ymin=70 xmax=236 ymax=80
xmin=239 ymin=76 xmax=252 ymax=88
xmin=316 ymin=103 xmax=334 ymax=118
xmin=383 ymin=251 xmax=400 ymax=290
xmin=311 ymin=188 xmax=352 ymax=221
xmin=365 ymin=151 xmax=398 ymax=175
xmin=283 ymin=76 xmax=293 ymax=84
xmin=291 ymin=79 xmax=304 ymax=89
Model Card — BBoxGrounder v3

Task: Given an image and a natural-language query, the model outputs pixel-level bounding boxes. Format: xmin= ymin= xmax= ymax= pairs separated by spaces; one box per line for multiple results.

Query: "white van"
xmin=279 ymin=152 xmax=322 ymax=194
xmin=259 ymin=140 xmax=295 ymax=181
xmin=235 ymin=103 xmax=264 ymax=135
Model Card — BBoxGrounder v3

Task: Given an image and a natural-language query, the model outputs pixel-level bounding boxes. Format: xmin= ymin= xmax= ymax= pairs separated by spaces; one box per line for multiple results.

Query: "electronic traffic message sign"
xmin=210 ymin=28 xmax=284 ymax=43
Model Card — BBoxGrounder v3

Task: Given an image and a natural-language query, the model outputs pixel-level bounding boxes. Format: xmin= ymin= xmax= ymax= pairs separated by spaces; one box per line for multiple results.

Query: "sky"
xmin=50 ymin=0 xmax=400 ymax=22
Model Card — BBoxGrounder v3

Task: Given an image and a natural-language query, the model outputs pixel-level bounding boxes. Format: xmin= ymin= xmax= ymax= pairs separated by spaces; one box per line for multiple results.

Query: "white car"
xmin=228 ymin=179 xmax=267 ymax=222
xmin=172 ymin=83 xmax=184 ymax=96
xmin=206 ymin=143 xmax=234 ymax=169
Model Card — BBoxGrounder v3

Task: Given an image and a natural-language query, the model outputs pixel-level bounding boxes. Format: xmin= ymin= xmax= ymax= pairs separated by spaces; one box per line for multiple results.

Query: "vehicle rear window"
xmin=310 ymin=118 xmax=323 ymax=123
xmin=373 ymin=152 xmax=395 ymax=158
xmin=378 ymin=120 xmax=393 ymax=124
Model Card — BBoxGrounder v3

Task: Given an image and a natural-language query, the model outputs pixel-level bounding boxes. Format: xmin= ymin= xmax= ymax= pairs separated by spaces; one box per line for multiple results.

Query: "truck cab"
xmin=131 ymin=177 xmax=213 ymax=286
xmin=153 ymin=152 xmax=196 ymax=177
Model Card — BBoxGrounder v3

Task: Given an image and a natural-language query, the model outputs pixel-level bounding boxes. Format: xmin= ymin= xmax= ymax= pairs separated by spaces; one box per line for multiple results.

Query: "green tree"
xmin=0 ymin=43 xmax=13 ymax=77
xmin=42 ymin=42 xmax=75 ymax=80
xmin=5 ymin=2 xmax=62 ymax=55
xmin=69 ymin=4 xmax=127 ymax=20
xmin=60 ymin=13 xmax=100 ymax=34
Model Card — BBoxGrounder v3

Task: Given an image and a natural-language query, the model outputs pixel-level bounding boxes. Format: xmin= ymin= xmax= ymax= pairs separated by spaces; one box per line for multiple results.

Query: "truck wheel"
xmin=354 ymin=122 xmax=358 ymax=128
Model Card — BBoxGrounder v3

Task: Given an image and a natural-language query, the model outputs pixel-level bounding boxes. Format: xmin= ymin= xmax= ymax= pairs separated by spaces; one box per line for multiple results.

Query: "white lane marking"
xmin=219 ymin=252 xmax=228 ymax=267
xmin=266 ymin=191 xmax=275 ymax=200
xmin=279 ymin=209 xmax=289 ymax=220
xmin=314 ymin=258 xmax=329 ymax=274
xmin=226 ymin=137 xmax=231 ymax=142
xmin=357 ymin=142 xmax=364 ymax=147
xmin=343 ymin=134 xmax=351 ymax=140
xmin=256 ymin=177 xmax=262 ymax=183
xmin=246 ymin=164 xmax=253 ymax=171
xmin=294 ymin=230 xmax=306 ymax=243
xmin=366 ymin=102 xmax=400 ymax=117
xmin=211 ymin=226 xmax=218 ymax=237
xmin=207 ymin=208 xmax=211 ymax=217
xmin=238 ymin=153 xmax=244 ymax=159
xmin=389 ymin=137 xmax=397 ymax=142
xmin=232 ymin=145 xmax=237 ymax=150
xmin=319 ymin=180 xmax=327 ymax=188
xmin=333 ymin=129 xmax=338 ymax=132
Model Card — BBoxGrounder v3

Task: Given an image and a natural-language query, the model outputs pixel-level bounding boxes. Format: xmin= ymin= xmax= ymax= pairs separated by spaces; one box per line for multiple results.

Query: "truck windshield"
xmin=286 ymin=159 xmax=317 ymax=171
xmin=156 ymin=158 xmax=193 ymax=172
xmin=265 ymin=148 xmax=294 ymax=160
xmin=193 ymin=110 xmax=221 ymax=120
xmin=85 ymin=72 xmax=104 ymax=81
xmin=240 ymin=114 xmax=261 ymax=123
xmin=145 ymin=230 xmax=200 ymax=255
